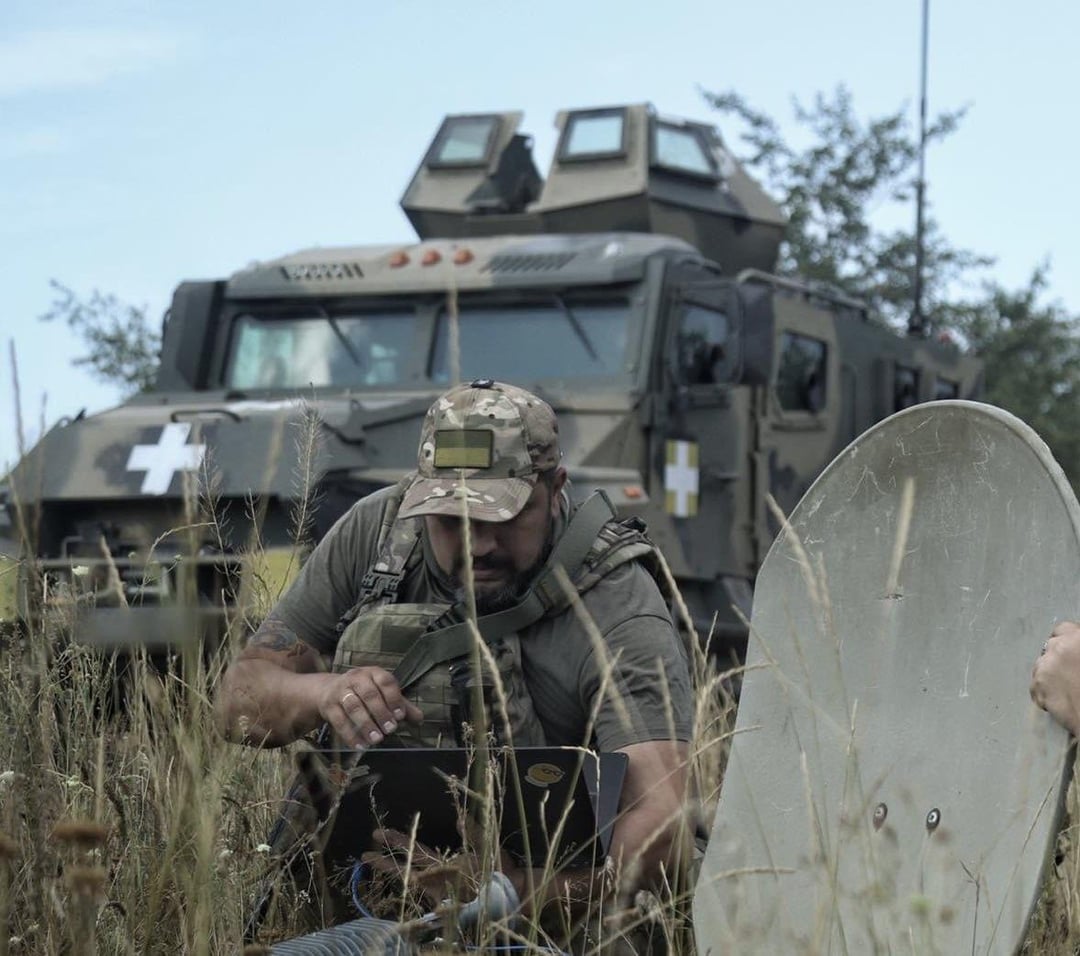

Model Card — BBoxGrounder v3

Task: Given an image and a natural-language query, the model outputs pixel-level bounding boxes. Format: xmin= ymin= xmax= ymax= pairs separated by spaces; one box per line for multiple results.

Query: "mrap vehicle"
xmin=2 ymin=104 xmax=981 ymax=658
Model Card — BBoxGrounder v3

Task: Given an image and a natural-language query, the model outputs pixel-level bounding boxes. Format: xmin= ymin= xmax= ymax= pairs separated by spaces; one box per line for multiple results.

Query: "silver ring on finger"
xmin=341 ymin=690 xmax=358 ymax=707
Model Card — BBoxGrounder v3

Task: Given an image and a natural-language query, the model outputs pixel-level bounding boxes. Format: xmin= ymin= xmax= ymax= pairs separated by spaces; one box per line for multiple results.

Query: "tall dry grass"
xmin=0 ymin=625 xmax=305 ymax=953
xmin=5 ymin=563 xmax=1080 ymax=954
xmin=0 ymin=388 xmax=314 ymax=954
xmin=0 ymin=382 xmax=727 ymax=953
xmin=0 ymin=538 xmax=732 ymax=952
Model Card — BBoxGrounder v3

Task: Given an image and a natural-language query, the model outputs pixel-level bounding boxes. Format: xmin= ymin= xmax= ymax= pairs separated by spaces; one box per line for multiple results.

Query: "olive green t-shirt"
xmin=271 ymin=484 xmax=693 ymax=751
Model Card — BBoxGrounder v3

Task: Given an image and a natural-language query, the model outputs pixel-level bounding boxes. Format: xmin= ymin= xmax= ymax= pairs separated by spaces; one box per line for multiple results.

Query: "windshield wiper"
xmin=313 ymin=305 xmax=365 ymax=368
xmin=552 ymin=295 xmax=599 ymax=362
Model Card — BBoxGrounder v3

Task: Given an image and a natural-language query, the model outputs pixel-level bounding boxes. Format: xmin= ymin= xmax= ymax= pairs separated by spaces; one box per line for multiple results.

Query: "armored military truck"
xmin=2 ymin=104 xmax=981 ymax=659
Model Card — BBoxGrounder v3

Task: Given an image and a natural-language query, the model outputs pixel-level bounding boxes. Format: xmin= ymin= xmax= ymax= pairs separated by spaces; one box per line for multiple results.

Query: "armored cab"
xmin=2 ymin=104 xmax=982 ymax=659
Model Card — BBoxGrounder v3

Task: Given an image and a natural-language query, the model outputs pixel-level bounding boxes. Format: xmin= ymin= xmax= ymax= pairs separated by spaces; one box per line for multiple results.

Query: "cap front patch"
xmin=433 ymin=429 xmax=493 ymax=469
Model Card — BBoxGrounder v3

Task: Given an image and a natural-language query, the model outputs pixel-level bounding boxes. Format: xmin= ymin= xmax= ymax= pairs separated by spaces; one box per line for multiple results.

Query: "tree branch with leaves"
xmin=702 ymin=85 xmax=1080 ymax=484
xmin=703 ymin=85 xmax=990 ymax=332
xmin=39 ymin=280 xmax=161 ymax=394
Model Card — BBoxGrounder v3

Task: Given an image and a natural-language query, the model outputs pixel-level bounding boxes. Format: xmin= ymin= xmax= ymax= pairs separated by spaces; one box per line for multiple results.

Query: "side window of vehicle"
xmin=935 ymin=377 xmax=959 ymax=400
xmin=677 ymin=302 xmax=732 ymax=385
xmin=777 ymin=332 xmax=827 ymax=412
xmin=895 ymin=365 xmax=921 ymax=410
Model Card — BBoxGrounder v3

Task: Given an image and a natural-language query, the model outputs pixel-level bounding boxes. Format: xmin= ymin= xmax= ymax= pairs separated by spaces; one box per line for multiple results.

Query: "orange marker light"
xmin=389 ymin=251 xmax=410 ymax=268
xmin=453 ymin=248 xmax=474 ymax=265
xmin=623 ymin=486 xmax=644 ymax=499
xmin=421 ymin=249 xmax=442 ymax=266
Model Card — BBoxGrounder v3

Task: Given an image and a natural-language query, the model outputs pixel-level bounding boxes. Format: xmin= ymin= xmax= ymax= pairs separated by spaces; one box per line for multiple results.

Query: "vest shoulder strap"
xmin=335 ymin=476 xmax=422 ymax=634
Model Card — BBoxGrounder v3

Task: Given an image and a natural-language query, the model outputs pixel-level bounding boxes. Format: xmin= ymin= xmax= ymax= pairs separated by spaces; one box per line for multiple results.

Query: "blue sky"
xmin=3 ymin=0 xmax=1077 ymax=471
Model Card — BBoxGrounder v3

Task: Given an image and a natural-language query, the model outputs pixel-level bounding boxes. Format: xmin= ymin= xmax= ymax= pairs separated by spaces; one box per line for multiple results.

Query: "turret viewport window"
xmin=777 ymin=332 xmax=827 ymax=412
xmin=428 ymin=115 xmax=500 ymax=168
xmin=652 ymin=123 xmax=717 ymax=180
xmin=558 ymin=108 xmax=627 ymax=162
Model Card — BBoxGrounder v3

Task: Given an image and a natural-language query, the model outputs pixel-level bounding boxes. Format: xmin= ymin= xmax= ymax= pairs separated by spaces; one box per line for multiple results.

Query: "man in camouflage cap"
xmin=217 ymin=379 xmax=693 ymax=935
xmin=399 ymin=378 xmax=562 ymax=522
xmin=396 ymin=380 xmax=566 ymax=615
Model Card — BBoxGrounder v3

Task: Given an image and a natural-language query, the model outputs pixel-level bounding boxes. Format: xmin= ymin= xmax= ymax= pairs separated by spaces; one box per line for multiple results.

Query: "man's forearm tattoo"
xmin=247 ymin=617 xmax=304 ymax=655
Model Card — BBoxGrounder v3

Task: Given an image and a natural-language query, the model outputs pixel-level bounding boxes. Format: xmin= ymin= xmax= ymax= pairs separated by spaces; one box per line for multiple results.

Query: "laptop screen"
xmin=315 ymin=747 xmax=627 ymax=872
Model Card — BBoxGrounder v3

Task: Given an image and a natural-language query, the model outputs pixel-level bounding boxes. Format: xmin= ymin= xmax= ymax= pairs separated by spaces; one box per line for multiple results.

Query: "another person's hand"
xmin=1031 ymin=621 xmax=1080 ymax=736
xmin=320 ymin=667 xmax=423 ymax=751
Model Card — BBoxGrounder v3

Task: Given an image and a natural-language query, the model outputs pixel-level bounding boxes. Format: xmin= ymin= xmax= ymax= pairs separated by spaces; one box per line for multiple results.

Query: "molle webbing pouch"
xmin=334 ymin=603 xmax=457 ymax=747
xmin=333 ymin=603 xmax=546 ymax=748
xmin=334 ymin=603 xmax=448 ymax=673
xmin=448 ymin=632 xmax=546 ymax=748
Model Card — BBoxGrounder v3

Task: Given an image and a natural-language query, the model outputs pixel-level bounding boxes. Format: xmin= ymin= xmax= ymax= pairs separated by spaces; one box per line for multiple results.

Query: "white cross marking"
xmin=665 ymin=440 xmax=699 ymax=517
xmin=125 ymin=423 xmax=207 ymax=495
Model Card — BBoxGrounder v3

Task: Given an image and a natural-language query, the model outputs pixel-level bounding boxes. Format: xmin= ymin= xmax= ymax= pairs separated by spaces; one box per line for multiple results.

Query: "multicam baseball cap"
xmin=397 ymin=379 xmax=562 ymax=522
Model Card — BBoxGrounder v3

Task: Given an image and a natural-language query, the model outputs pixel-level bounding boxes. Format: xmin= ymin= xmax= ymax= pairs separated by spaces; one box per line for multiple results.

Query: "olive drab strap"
xmin=575 ymin=512 xmax=663 ymax=596
xmin=390 ymin=490 xmax=619 ymax=692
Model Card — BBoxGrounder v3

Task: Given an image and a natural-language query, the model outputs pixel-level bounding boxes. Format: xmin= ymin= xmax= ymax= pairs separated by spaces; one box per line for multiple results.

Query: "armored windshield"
xmin=226 ymin=310 xmax=420 ymax=390
xmin=430 ymin=298 xmax=633 ymax=386
xmin=224 ymin=295 xmax=636 ymax=391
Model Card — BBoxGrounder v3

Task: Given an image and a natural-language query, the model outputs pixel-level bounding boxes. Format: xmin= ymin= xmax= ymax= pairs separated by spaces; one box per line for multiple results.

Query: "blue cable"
xmin=349 ymin=862 xmax=375 ymax=919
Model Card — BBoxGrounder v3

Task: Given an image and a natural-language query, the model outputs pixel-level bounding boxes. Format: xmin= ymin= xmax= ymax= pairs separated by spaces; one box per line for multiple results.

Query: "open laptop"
xmin=317 ymin=747 xmax=628 ymax=872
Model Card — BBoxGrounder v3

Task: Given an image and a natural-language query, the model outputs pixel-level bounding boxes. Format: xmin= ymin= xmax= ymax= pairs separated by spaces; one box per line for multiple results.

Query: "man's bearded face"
xmin=425 ymin=471 xmax=565 ymax=614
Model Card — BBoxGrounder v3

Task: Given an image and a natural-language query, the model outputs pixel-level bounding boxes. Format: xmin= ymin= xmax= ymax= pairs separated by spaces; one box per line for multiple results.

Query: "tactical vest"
xmin=331 ymin=480 xmax=663 ymax=750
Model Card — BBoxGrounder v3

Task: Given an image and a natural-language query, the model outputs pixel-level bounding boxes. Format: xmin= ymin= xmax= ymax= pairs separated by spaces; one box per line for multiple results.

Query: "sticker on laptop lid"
xmin=524 ymin=762 xmax=565 ymax=787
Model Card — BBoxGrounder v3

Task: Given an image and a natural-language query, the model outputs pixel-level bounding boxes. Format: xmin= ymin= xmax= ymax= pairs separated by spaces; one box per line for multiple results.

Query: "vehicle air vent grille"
xmin=483 ymin=252 xmax=576 ymax=274
xmin=281 ymin=262 xmax=364 ymax=281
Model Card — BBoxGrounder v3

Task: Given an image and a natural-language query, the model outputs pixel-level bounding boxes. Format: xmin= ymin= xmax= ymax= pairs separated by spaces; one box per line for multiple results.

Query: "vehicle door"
xmin=654 ymin=274 xmax=752 ymax=584
xmin=753 ymin=287 xmax=840 ymax=565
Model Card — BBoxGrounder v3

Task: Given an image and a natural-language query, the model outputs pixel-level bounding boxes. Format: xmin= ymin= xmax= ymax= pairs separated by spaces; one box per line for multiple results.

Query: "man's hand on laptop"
xmin=362 ymin=824 xmax=618 ymax=922
xmin=362 ymin=826 xmax=516 ymax=910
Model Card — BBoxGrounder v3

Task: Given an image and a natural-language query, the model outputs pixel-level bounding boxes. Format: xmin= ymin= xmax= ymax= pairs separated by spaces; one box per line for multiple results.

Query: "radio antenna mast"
xmin=910 ymin=0 xmax=930 ymax=337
